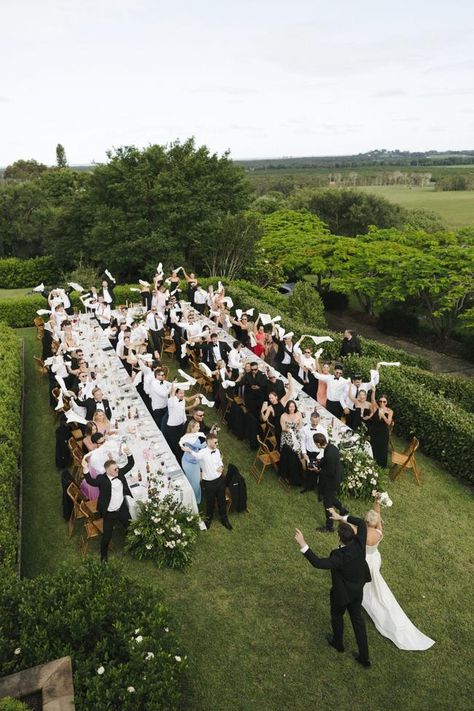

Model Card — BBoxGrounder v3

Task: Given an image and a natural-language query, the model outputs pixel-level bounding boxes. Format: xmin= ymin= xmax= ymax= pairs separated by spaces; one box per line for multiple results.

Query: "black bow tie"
xmin=211 ymin=450 xmax=217 ymax=454
xmin=310 ymin=428 xmax=317 ymax=431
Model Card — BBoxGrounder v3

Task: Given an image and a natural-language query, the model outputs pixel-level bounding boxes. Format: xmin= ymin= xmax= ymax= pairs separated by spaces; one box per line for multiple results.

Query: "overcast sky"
xmin=1 ymin=0 xmax=473 ymax=165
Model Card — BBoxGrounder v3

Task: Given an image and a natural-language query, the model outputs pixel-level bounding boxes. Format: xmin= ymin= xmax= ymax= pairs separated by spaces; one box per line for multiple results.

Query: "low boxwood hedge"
xmin=0 ymin=323 xmax=22 ymax=573
xmin=341 ymin=356 xmax=474 ymax=483
xmin=0 ymin=257 xmax=60 ymax=289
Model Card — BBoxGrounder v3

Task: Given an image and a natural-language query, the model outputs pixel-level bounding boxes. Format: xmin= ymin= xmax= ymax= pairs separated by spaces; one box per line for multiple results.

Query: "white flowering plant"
xmin=126 ymin=491 xmax=200 ymax=569
xmin=339 ymin=442 xmax=388 ymax=501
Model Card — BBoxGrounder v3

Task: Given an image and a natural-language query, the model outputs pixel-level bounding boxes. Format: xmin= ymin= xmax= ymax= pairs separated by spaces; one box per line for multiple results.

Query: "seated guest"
xmin=265 ymin=367 xmax=286 ymax=400
xmin=84 ymin=387 xmax=112 ymax=420
xmin=93 ymin=409 xmax=114 ymax=435
xmin=95 ymin=296 xmax=111 ymax=327
xmin=82 ymin=422 xmax=99 ymax=452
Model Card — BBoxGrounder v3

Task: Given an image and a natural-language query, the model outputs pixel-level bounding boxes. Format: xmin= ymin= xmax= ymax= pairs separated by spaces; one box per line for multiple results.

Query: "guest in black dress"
xmin=365 ymin=391 xmax=393 ymax=467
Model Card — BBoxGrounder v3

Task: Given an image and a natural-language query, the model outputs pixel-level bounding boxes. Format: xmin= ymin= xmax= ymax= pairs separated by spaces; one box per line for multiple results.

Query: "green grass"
xmin=356 ymin=185 xmax=474 ymax=228
xmin=20 ymin=327 xmax=473 ymax=711
xmin=0 ymin=287 xmax=32 ymax=299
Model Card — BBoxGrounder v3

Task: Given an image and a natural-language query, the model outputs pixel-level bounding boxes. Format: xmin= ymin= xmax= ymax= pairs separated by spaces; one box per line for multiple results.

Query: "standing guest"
xmin=294 ymin=513 xmax=371 ymax=668
xmin=300 ymin=412 xmax=328 ymax=493
xmin=185 ymin=433 xmax=232 ymax=530
xmin=347 ymin=389 xmax=375 ymax=432
xmin=140 ymin=282 xmax=152 ymax=310
xmin=231 ymin=313 xmax=252 ymax=347
xmin=193 ymin=284 xmax=209 ymax=314
xmin=242 ymin=362 xmax=267 ymax=415
xmin=228 ymin=341 xmax=244 ymax=380
xmin=279 ymin=400 xmax=304 ymax=486
xmin=313 ymin=362 xmax=349 ymax=419
xmin=314 ymin=433 xmax=348 ymax=532
xmin=179 ymin=420 xmax=207 ymax=505
xmin=316 ymin=361 xmax=331 ymax=407
xmin=163 ymin=383 xmax=201 ymax=461
xmin=343 ymin=369 xmax=379 ymax=429
xmin=264 ymin=333 xmax=279 ymax=370
xmin=294 ymin=337 xmax=317 ymax=397
xmin=265 ymin=367 xmax=286 ymax=400
xmin=340 ymin=329 xmax=362 ymax=357
xmin=99 ymin=274 xmax=115 ymax=305
xmin=145 ymin=307 xmax=165 ymax=357
xmin=148 ymin=368 xmax=172 ymax=430
xmin=274 ymin=331 xmax=297 ymax=378
xmin=260 ymin=374 xmax=294 ymax=448
xmin=95 ymin=297 xmax=111 ymax=327
xmin=83 ymin=452 xmax=135 ymax=562
xmin=206 ymin=332 xmax=231 ymax=369
xmin=364 ymin=390 xmax=394 ymax=467
xmin=80 ymin=432 xmax=106 ymax=499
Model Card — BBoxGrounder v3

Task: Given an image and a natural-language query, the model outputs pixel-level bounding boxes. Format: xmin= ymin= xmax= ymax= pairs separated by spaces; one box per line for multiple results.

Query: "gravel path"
xmin=325 ymin=311 xmax=474 ymax=378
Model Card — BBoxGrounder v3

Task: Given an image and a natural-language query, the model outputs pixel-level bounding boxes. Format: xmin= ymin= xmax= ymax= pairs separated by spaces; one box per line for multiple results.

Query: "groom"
xmin=295 ymin=508 xmax=372 ymax=668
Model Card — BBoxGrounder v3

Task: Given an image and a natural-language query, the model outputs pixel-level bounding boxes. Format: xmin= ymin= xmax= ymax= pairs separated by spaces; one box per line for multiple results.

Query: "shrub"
xmin=0 ymin=295 xmax=45 ymax=328
xmin=0 ymin=559 xmax=186 ymax=711
xmin=377 ymin=305 xmax=419 ymax=336
xmin=340 ymin=356 xmax=474 ymax=482
xmin=0 ymin=323 xmax=22 ymax=574
xmin=287 ymin=282 xmax=326 ymax=330
xmin=0 ymin=257 xmax=60 ymax=288
xmin=0 ymin=699 xmax=30 ymax=711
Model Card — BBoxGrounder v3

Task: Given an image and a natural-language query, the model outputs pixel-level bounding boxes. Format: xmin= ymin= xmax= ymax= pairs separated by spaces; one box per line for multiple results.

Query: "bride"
xmin=330 ymin=496 xmax=435 ymax=651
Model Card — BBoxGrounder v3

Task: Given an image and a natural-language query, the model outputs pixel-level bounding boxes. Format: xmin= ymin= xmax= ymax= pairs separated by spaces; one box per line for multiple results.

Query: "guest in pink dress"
xmin=316 ymin=362 xmax=330 ymax=407
xmin=80 ymin=432 xmax=105 ymax=501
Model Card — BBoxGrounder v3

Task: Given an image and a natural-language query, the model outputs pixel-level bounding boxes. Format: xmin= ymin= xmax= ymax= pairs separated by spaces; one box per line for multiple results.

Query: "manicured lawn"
xmin=0 ymin=288 xmax=32 ymax=299
xmin=357 ymin=185 xmax=474 ymax=228
xmin=19 ymin=327 xmax=473 ymax=711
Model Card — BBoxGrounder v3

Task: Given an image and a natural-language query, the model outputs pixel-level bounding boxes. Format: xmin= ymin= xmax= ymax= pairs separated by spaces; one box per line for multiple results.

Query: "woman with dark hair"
xmin=340 ymin=329 xmax=362 ymax=357
xmin=278 ymin=399 xmax=304 ymax=486
xmin=261 ymin=373 xmax=294 ymax=448
xmin=82 ymin=421 xmax=99 ymax=452
xmin=364 ymin=388 xmax=393 ymax=467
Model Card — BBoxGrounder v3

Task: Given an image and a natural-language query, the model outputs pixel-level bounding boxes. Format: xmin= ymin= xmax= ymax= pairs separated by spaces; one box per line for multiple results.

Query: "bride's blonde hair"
xmin=365 ymin=509 xmax=382 ymax=527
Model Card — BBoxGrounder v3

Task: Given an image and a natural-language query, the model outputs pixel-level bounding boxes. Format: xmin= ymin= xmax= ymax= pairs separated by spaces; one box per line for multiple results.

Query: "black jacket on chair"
xmin=84 ymin=398 xmax=112 ymax=421
xmin=84 ymin=455 xmax=135 ymax=516
xmin=303 ymin=515 xmax=371 ymax=606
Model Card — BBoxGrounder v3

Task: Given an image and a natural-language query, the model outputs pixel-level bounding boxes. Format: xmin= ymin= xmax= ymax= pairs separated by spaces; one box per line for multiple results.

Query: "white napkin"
xmin=178 ymin=369 xmax=197 ymax=385
xmin=129 ymin=288 xmax=140 ymax=292
xmin=68 ymin=281 xmax=84 ymax=292
xmin=139 ymin=279 xmax=150 ymax=287
xmin=303 ymin=334 xmax=334 ymax=346
xmin=259 ymin=313 xmax=272 ymax=326
xmin=65 ymin=410 xmax=89 ymax=426
xmin=104 ymin=269 xmax=116 ymax=283
xmin=36 ymin=309 xmax=51 ymax=316
xmin=378 ymin=361 xmax=401 ymax=367
xmin=200 ymin=395 xmax=215 ymax=407
xmin=33 ymin=282 xmax=45 ymax=292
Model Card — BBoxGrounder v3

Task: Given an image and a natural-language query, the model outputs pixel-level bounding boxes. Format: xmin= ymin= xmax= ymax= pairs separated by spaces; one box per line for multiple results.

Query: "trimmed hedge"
xmin=0 ymin=323 xmax=22 ymax=573
xmin=340 ymin=356 xmax=474 ymax=482
xmin=0 ymin=257 xmax=60 ymax=288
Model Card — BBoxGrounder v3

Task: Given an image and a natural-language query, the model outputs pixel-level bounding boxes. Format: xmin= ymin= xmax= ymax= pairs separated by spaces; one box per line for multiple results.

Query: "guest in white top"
xmin=313 ymin=362 xmax=349 ymax=419
xmin=228 ymin=341 xmax=244 ymax=379
xmin=185 ymin=433 xmax=232 ymax=530
xmin=163 ymin=383 xmax=201 ymax=461
xmin=300 ymin=412 xmax=329 ymax=493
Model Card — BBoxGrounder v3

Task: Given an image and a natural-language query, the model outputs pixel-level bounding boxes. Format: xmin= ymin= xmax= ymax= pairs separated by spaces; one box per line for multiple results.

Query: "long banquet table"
xmin=72 ymin=313 xmax=199 ymax=517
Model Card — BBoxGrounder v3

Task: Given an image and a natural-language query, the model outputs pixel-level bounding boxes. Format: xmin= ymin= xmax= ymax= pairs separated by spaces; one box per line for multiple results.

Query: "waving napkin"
xmin=33 ymin=282 xmax=45 ymax=292
xmin=65 ymin=410 xmax=89 ymax=426
xmin=178 ymin=369 xmax=197 ymax=386
xmin=200 ymin=395 xmax=215 ymax=407
xmin=302 ymin=334 xmax=334 ymax=346
xmin=199 ymin=362 xmax=213 ymax=377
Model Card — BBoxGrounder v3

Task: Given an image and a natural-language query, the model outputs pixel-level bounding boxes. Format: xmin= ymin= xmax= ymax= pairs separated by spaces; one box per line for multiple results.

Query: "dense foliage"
xmin=0 ymin=324 xmax=22 ymax=573
xmin=0 ymin=560 xmax=185 ymax=710
xmin=0 ymin=256 xmax=59 ymax=288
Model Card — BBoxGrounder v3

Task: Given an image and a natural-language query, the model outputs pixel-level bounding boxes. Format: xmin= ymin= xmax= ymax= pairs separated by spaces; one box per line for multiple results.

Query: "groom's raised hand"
xmin=295 ymin=528 xmax=307 ymax=548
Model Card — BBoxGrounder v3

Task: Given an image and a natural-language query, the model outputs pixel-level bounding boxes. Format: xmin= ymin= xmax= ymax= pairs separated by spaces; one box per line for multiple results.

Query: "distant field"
xmin=356 ymin=185 xmax=474 ymax=228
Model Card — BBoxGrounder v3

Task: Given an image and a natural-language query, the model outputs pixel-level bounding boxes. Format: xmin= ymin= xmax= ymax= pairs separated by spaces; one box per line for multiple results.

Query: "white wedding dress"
xmin=363 ymin=531 xmax=435 ymax=651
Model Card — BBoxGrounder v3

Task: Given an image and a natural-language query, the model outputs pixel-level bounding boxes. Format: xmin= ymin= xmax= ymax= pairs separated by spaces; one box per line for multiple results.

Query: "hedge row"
xmin=0 ymin=323 xmax=23 ymax=573
xmin=340 ymin=356 xmax=474 ymax=482
xmin=0 ymin=257 xmax=60 ymax=288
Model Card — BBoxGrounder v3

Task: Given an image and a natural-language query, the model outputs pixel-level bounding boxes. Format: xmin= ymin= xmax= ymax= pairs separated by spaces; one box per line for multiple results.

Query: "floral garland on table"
xmin=126 ymin=487 xmax=200 ymax=570
xmin=339 ymin=439 xmax=389 ymax=501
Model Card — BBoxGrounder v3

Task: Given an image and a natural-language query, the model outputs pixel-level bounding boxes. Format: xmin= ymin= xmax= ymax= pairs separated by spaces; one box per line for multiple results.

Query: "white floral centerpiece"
xmin=126 ymin=485 xmax=200 ymax=569
xmin=340 ymin=441 xmax=388 ymax=501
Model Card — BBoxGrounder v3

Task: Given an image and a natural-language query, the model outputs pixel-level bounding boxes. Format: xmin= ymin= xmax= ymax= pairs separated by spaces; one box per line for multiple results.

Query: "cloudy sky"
xmin=1 ymin=0 xmax=473 ymax=165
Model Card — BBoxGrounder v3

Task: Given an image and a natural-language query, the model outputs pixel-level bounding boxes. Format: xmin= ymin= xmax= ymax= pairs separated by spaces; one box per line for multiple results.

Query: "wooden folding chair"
xmin=33 ymin=355 xmax=48 ymax=379
xmin=34 ymin=316 xmax=45 ymax=340
xmin=78 ymin=500 xmax=104 ymax=556
xmin=388 ymin=422 xmax=395 ymax=453
xmin=161 ymin=333 xmax=176 ymax=358
xmin=250 ymin=436 xmax=280 ymax=484
xmin=66 ymin=481 xmax=98 ymax=538
xmin=261 ymin=421 xmax=277 ymax=451
xmin=390 ymin=437 xmax=421 ymax=485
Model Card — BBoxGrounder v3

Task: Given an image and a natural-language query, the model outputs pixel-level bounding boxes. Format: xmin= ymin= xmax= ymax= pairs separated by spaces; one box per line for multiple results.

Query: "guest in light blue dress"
xmin=179 ymin=421 xmax=207 ymax=505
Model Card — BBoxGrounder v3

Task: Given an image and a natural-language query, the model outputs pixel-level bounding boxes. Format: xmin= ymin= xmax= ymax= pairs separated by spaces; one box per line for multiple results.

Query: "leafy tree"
xmin=55 ymin=143 xmax=68 ymax=168
xmin=287 ymin=281 xmax=326 ymax=329
xmin=200 ymin=211 xmax=263 ymax=279
xmin=260 ymin=209 xmax=330 ymax=279
xmin=287 ymin=187 xmax=408 ymax=236
xmin=3 ymin=159 xmax=48 ymax=180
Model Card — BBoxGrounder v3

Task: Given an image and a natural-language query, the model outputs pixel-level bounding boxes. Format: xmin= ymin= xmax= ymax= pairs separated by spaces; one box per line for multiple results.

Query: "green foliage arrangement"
xmin=0 ymin=256 xmax=59 ymax=288
xmin=339 ymin=440 xmax=387 ymax=500
xmin=126 ymin=490 xmax=200 ymax=569
xmin=0 ymin=324 xmax=22 ymax=573
xmin=0 ymin=559 xmax=186 ymax=711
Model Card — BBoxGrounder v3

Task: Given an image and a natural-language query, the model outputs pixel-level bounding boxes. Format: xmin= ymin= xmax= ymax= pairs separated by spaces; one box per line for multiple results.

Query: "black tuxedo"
xmin=242 ymin=371 xmax=267 ymax=414
xmin=84 ymin=455 xmax=135 ymax=561
xmin=303 ymin=515 xmax=371 ymax=662
xmin=274 ymin=337 xmax=297 ymax=377
xmin=201 ymin=341 xmax=230 ymax=368
xmin=84 ymin=397 xmax=112 ymax=421
xmin=319 ymin=443 xmax=346 ymax=530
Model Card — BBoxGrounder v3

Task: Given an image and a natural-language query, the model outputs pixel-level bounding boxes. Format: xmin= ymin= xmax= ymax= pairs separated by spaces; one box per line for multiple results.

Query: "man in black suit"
xmin=83 ymin=453 xmax=135 ymax=562
xmin=201 ymin=332 xmax=231 ymax=369
xmin=84 ymin=387 xmax=112 ymax=421
xmin=314 ymin=433 xmax=348 ymax=532
xmin=294 ymin=513 xmax=371 ymax=668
